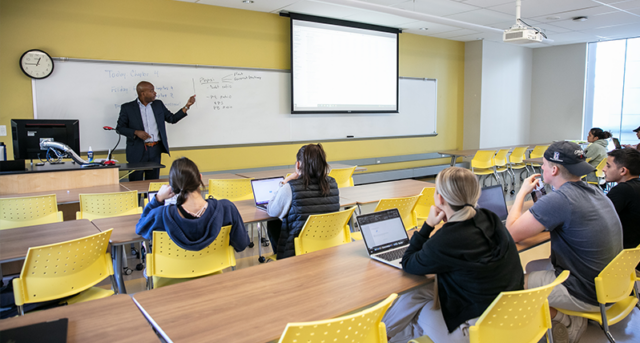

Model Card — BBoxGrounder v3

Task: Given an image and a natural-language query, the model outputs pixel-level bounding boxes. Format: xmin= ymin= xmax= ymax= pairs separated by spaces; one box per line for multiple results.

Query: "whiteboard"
xmin=33 ymin=59 xmax=437 ymax=152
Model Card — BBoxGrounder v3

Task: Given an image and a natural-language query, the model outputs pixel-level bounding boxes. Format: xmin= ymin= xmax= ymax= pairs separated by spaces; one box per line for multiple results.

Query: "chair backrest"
xmin=146 ymin=225 xmax=236 ymax=280
xmin=294 ymin=207 xmax=356 ymax=256
xmin=278 ymin=293 xmax=397 ymax=343
xmin=414 ymin=187 xmax=435 ymax=219
xmin=509 ymin=146 xmax=528 ymax=164
xmin=594 ymin=158 xmax=607 ymax=178
xmin=12 ymin=229 xmax=114 ymax=306
xmin=328 ymin=166 xmax=356 ymax=188
xmin=595 ymin=246 xmax=640 ymax=304
xmin=0 ymin=194 xmax=63 ymax=230
xmin=374 ymin=195 xmax=420 ymax=231
xmin=77 ymin=190 xmax=142 ymax=221
xmin=469 ymin=270 xmax=570 ymax=343
xmin=471 ymin=150 xmax=497 ymax=169
xmin=148 ymin=181 xmax=169 ymax=192
xmin=529 ymin=145 xmax=549 ymax=159
xmin=494 ymin=149 xmax=510 ymax=167
xmin=208 ymin=178 xmax=254 ymax=202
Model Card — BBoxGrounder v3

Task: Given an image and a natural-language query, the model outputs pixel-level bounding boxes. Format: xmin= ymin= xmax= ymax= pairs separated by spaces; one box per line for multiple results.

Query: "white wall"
xmin=530 ymin=43 xmax=587 ymax=143
xmin=463 ymin=40 xmax=533 ymax=149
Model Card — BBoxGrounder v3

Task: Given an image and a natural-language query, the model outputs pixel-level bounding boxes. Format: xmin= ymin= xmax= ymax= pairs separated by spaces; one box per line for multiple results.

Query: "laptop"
xmin=477 ymin=185 xmax=509 ymax=225
xmin=356 ymin=209 xmax=410 ymax=269
xmin=613 ymin=137 xmax=621 ymax=150
xmin=251 ymin=177 xmax=284 ymax=211
xmin=0 ymin=318 xmax=68 ymax=343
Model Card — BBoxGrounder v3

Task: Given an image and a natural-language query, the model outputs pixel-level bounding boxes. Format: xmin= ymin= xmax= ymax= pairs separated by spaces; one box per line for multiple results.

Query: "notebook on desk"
xmin=0 ymin=318 xmax=68 ymax=343
xmin=356 ymin=209 xmax=410 ymax=269
xmin=251 ymin=177 xmax=284 ymax=211
xmin=477 ymin=185 xmax=509 ymax=225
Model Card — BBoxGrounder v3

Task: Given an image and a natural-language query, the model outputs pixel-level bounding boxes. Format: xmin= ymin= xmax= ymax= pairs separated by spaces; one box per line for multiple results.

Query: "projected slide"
xmin=292 ymin=19 xmax=398 ymax=113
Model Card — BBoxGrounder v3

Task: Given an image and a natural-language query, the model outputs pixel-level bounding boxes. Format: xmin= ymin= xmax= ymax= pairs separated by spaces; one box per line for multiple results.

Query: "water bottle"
xmin=87 ymin=146 xmax=94 ymax=163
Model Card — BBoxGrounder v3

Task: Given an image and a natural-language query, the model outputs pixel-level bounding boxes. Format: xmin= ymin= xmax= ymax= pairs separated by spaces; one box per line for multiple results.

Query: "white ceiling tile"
xmin=489 ymin=0 xmax=601 ymax=18
xmin=549 ymin=11 xmax=639 ymax=30
xmin=530 ymin=6 xmax=619 ymax=23
xmin=456 ymin=0 xmax=514 ymax=8
xmin=195 ymin=0 xmax=297 ymax=12
xmin=545 ymin=31 xmax=599 ymax=43
xmin=444 ymin=8 xmax=515 ymax=25
xmin=400 ymin=20 xmax=468 ymax=33
xmin=277 ymin=1 xmax=363 ymax=18
xmin=391 ymin=0 xmax=480 ymax=17
xmin=580 ymin=22 xmax=640 ymax=38
xmin=342 ymin=10 xmax=422 ymax=26
xmin=430 ymin=28 xmax=482 ymax=38
xmin=444 ymin=31 xmax=503 ymax=42
xmin=605 ymin=0 xmax=640 ymax=9
xmin=534 ymin=23 xmax=573 ymax=34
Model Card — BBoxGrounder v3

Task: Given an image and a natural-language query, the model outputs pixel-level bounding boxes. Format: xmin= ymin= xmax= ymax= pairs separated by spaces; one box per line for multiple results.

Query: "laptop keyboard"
xmin=377 ymin=247 xmax=407 ymax=262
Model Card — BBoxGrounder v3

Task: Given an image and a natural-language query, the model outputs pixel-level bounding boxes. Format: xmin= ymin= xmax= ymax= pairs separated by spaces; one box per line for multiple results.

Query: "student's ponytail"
xmin=169 ymin=158 xmax=205 ymax=207
xmin=435 ymin=167 xmax=480 ymax=222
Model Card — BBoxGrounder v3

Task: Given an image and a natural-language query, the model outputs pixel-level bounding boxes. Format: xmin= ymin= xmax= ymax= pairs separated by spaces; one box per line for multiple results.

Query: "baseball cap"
xmin=633 ymin=126 xmax=640 ymax=132
xmin=543 ymin=141 xmax=596 ymax=177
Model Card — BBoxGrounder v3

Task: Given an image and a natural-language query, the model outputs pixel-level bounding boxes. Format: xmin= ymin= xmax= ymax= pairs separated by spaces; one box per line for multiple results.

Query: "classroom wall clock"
xmin=20 ymin=49 xmax=54 ymax=79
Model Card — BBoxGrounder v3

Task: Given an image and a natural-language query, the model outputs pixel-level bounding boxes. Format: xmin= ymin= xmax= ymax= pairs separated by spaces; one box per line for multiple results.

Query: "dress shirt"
xmin=137 ymin=98 xmax=160 ymax=143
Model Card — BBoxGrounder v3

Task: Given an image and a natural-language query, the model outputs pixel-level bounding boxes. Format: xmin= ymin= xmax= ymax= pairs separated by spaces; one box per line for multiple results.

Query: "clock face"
xmin=20 ymin=49 xmax=54 ymax=79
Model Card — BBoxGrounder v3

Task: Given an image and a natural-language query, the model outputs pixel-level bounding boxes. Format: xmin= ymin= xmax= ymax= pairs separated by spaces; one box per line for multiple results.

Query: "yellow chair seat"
xmin=508 ymin=162 xmax=528 ymax=170
xmin=64 ymin=286 xmax=115 ymax=305
xmin=559 ymin=297 xmax=638 ymax=326
xmin=152 ymin=270 xmax=223 ymax=288
xmin=495 ymin=166 xmax=509 ymax=173
xmin=351 ymin=231 xmax=363 ymax=241
xmin=471 ymin=167 xmax=496 ymax=175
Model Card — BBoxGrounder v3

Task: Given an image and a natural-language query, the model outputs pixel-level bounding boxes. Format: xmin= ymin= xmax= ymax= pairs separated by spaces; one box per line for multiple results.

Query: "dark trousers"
xmin=267 ymin=219 xmax=283 ymax=256
xmin=128 ymin=143 xmax=162 ymax=182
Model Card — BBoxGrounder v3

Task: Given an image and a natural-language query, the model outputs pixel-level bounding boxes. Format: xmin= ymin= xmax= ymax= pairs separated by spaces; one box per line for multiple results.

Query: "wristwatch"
xmin=183 ymin=106 xmax=189 ymax=111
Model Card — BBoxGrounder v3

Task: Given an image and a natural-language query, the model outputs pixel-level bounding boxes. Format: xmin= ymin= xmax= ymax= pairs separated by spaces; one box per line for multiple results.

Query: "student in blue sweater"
xmin=136 ymin=157 xmax=249 ymax=252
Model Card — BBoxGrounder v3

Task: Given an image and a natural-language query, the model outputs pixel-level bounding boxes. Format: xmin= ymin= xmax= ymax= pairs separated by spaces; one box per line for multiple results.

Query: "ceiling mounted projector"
xmin=503 ymin=0 xmax=548 ymax=45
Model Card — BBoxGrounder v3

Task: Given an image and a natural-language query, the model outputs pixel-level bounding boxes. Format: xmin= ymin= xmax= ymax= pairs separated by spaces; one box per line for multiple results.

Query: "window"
xmin=584 ymin=37 xmax=640 ymax=147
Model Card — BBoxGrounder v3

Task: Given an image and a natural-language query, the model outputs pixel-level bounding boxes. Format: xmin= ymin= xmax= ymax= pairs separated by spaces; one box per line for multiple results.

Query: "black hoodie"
xmin=401 ymin=208 xmax=524 ymax=333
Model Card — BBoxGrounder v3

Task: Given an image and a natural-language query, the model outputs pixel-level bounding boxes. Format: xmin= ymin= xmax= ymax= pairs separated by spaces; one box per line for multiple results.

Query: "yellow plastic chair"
xmin=12 ymin=229 xmax=116 ymax=315
xmin=208 ymin=178 xmax=254 ymax=201
xmin=76 ymin=190 xmax=142 ymax=221
xmin=278 ymin=293 xmax=397 ymax=343
xmin=145 ymin=225 xmax=236 ymax=289
xmin=557 ymin=246 xmax=640 ymax=343
xmin=493 ymin=148 xmax=510 ymax=192
xmin=294 ymin=206 xmax=356 ymax=256
xmin=587 ymin=158 xmax=607 ymax=185
xmin=374 ymin=195 xmax=420 ymax=231
xmin=527 ymin=145 xmax=549 ymax=175
xmin=0 ymin=194 xmax=63 ymax=230
xmin=328 ymin=166 xmax=357 ymax=188
xmin=144 ymin=181 xmax=169 ymax=206
xmin=409 ymin=271 xmax=570 ymax=343
xmin=471 ymin=150 xmax=500 ymax=187
xmin=507 ymin=146 xmax=529 ymax=193
xmin=415 ymin=187 xmax=435 ymax=228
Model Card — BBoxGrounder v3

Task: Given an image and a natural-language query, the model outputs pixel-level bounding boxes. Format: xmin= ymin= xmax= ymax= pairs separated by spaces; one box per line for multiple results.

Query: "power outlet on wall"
xmin=0 ymin=125 xmax=6 ymax=136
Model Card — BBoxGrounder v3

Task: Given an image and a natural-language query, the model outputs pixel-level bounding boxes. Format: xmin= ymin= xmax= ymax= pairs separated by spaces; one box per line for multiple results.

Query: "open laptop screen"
xmin=251 ymin=177 xmax=284 ymax=205
xmin=477 ymin=185 xmax=508 ymax=221
xmin=358 ymin=209 xmax=409 ymax=254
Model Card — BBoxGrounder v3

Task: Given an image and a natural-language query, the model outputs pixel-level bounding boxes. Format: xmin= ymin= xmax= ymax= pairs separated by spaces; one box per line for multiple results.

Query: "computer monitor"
xmin=11 ymin=119 xmax=80 ymax=160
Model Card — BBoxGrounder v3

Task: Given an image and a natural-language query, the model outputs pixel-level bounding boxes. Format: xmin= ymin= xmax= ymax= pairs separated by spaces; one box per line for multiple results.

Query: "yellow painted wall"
xmin=0 ymin=0 xmax=464 ymax=175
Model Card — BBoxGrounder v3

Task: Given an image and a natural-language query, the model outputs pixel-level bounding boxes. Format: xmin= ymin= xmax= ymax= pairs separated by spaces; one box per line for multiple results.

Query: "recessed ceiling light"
xmin=419 ymin=27 xmax=428 ymax=31
xmin=573 ymin=16 xmax=588 ymax=22
xmin=546 ymin=16 xmax=561 ymax=20
xmin=242 ymin=0 xmax=254 ymax=3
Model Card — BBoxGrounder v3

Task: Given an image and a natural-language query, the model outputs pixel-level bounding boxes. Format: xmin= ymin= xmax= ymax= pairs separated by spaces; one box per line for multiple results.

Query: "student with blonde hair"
xmin=383 ymin=167 xmax=524 ymax=343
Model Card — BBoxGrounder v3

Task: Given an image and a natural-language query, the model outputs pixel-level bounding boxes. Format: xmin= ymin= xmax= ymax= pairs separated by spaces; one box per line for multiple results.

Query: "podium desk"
xmin=133 ymin=240 xmax=428 ymax=343
xmin=0 ymin=295 xmax=158 ymax=343
xmin=0 ymin=219 xmax=100 ymax=278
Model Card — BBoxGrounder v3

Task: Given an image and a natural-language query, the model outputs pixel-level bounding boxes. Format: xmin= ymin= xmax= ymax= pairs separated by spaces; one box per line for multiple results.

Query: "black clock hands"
xmin=36 ymin=58 xmax=41 ymax=66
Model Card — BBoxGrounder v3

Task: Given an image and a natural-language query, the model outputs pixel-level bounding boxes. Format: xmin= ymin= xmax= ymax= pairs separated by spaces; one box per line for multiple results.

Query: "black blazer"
xmin=116 ymin=99 xmax=188 ymax=163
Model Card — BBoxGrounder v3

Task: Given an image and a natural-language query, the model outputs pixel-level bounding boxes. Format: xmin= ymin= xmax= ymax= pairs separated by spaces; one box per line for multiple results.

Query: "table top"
xmin=236 ymin=164 xmax=365 ymax=179
xmin=524 ymin=157 xmax=543 ymax=164
xmin=0 ymin=295 xmax=158 ymax=343
xmin=0 ymin=184 xmax=130 ymax=204
xmin=339 ymin=179 xmax=433 ymax=205
xmin=121 ymin=173 xmax=242 ymax=193
xmin=437 ymin=143 xmax=552 ymax=158
xmin=91 ymin=214 xmax=145 ymax=245
xmin=0 ymin=219 xmax=100 ymax=263
xmin=133 ymin=240 xmax=428 ymax=343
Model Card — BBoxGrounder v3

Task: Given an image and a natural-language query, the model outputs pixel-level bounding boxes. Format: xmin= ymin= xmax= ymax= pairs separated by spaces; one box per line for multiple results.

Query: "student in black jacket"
xmin=383 ymin=167 xmax=524 ymax=343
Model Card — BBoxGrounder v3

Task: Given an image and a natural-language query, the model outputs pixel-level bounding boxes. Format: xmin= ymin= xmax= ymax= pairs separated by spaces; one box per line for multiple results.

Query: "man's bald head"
xmin=136 ymin=81 xmax=156 ymax=105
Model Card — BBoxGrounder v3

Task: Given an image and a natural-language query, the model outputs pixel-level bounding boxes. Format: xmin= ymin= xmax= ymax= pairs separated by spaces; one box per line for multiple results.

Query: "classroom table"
xmin=236 ymin=163 xmax=366 ymax=179
xmin=121 ymin=173 xmax=243 ymax=194
xmin=438 ymin=143 xmax=551 ymax=166
xmin=524 ymin=157 xmax=543 ymax=164
xmin=0 ymin=184 xmax=130 ymax=203
xmin=0 ymin=295 xmax=158 ymax=343
xmin=132 ymin=239 xmax=428 ymax=343
xmin=339 ymin=179 xmax=433 ymax=206
xmin=0 ymin=219 xmax=100 ymax=278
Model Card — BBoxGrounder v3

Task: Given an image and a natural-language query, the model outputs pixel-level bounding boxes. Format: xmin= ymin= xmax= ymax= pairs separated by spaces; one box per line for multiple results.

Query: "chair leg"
xmin=18 ymin=305 xmax=24 ymax=316
xmin=600 ymin=304 xmax=616 ymax=343
xmin=110 ymin=275 xmax=119 ymax=295
xmin=547 ymin=328 xmax=554 ymax=343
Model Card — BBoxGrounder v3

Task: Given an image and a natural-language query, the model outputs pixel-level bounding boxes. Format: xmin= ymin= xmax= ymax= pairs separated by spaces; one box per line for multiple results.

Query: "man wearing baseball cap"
xmin=622 ymin=126 xmax=640 ymax=150
xmin=506 ymin=141 xmax=622 ymax=343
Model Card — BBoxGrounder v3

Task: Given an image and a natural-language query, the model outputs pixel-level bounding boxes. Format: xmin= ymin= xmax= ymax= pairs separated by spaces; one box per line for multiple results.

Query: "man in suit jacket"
xmin=116 ymin=81 xmax=195 ymax=181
